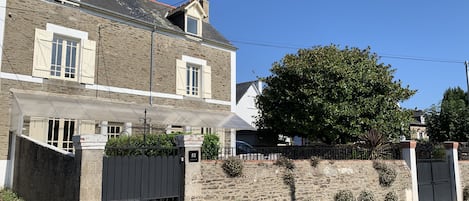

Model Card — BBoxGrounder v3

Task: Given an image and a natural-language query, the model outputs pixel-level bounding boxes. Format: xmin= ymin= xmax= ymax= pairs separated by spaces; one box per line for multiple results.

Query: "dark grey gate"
xmin=416 ymin=144 xmax=454 ymax=201
xmin=102 ymin=148 xmax=183 ymax=201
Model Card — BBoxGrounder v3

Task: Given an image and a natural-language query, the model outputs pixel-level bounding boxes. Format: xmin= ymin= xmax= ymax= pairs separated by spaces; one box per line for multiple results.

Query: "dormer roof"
xmin=167 ymin=0 xmax=207 ymax=19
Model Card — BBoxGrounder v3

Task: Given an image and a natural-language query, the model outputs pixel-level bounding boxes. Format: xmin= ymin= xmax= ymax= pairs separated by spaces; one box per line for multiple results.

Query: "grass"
xmin=0 ymin=188 xmax=24 ymax=201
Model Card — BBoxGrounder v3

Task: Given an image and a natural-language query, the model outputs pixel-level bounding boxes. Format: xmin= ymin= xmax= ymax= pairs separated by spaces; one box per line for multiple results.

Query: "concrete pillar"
xmin=73 ymin=134 xmax=107 ymax=201
xmin=100 ymin=121 xmax=108 ymax=136
xmin=401 ymin=140 xmax=418 ymax=201
xmin=176 ymin=134 xmax=204 ymax=201
xmin=445 ymin=141 xmax=462 ymax=201
xmin=123 ymin=122 xmax=132 ymax=136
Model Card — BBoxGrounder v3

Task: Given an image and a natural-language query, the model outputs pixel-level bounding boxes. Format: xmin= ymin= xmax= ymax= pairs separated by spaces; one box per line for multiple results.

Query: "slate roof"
xmin=81 ymin=0 xmax=232 ymax=47
xmin=236 ymin=81 xmax=258 ymax=104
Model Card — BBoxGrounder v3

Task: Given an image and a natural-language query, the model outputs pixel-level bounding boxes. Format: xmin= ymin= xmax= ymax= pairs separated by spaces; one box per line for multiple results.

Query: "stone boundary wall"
xmin=13 ymin=135 xmax=78 ymax=201
xmin=459 ymin=161 xmax=469 ymax=190
xmin=196 ymin=160 xmax=411 ymax=201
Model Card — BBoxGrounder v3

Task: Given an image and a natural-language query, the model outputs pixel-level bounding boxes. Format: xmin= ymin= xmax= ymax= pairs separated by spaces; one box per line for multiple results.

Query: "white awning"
xmin=12 ymin=90 xmax=255 ymax=130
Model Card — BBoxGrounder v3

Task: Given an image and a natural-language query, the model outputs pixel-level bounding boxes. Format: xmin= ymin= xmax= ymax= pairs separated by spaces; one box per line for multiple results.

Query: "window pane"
xmin=53 ymin=120 xmax=59 ymax=141
xmin=63 ymin=120 xmax=69 ymax=141
xmin=66 ymin=44 xmax=71 ymax=67
xmin=187 ymin=17 xmax=198 ymax=35
xmin=48 ymin=120 xmax=53 ymax=144
xmin=57 ymin=42 xmax=62 ymax=66
xmin=69 ymin=121 xmax=75 ymax=140
xmin=186 ymin=66 xmax=191 ymax=94
xmin=51 ymin=41 xmax=57 ymax=65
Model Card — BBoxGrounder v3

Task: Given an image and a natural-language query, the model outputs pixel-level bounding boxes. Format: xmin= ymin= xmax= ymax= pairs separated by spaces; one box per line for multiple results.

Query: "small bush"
xmin=274 ymin=156 xmax=295 ymax=170
xmin=384 ymin=191 xmax=398 ymax=201
xmin=357 ymin=190 xmax=374 ymax=201
xmin=372 ymin=161 xmax=397 ymax=187
xmin=334 ymin=190 xmax=354 ymax=201
xmin=310 ymin=156 xmax=321 ymax=167
xmin=222 ymin=157 xmax=243 ymax=177
xmin=464 ymin=186 xmax=469 ymax=201
xmin=202 ymin=134 xmax=220 ymax=160
xmin=283 ymin=169 xmax=295 ymax=186
xmin=0 ymin=188 xmax=24 ymax=201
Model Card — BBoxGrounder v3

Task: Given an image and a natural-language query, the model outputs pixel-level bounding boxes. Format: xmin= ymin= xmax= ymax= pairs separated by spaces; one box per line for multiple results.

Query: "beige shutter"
xmin=79 ymin=120 xmax=96 ymax=135
xmin=202 ymin=65 xmax=211 ymax=98
xmin=80 ymin=39 xmax=96 ymax=84
xmin=32 ymin=29 xmax=53 ymax=78
xmin=176 ymin=59 xmax=186 ymax=95
xmin=29 ymin=117 xmax=48 ymax=142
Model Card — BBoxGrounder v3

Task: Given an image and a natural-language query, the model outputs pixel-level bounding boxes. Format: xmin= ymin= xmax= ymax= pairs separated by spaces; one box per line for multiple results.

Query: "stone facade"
xmin=194 ymin=160 xmax=412 ymax=201
xmin=0 ymin=0 xmax=235 ymax=160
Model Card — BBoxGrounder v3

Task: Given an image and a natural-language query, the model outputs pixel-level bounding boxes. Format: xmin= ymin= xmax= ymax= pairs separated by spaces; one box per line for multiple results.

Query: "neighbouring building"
xmin=410 ymin=110 xmax=428 ymax=140
xmin=0 ymin=0 xmax=252 ymax=188
xmin=235 ymin=80 xmax=262 ymax=145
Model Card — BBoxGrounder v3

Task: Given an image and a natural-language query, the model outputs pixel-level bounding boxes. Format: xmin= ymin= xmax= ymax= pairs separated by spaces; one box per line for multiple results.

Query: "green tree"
xmin=256 ymin=45 xmax=415 ymax=144
xmin=426 ymin=87 xmax=469 ymax=142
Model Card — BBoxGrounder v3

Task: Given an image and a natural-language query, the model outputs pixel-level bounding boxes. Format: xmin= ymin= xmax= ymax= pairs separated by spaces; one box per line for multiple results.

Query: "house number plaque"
xmin=188 ymin=150 xmax=199 ymax=162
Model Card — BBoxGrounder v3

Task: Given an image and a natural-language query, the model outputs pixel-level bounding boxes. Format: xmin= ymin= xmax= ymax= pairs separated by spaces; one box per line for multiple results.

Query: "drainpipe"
xmin=149 ymin=24 xmax=156 ymax=106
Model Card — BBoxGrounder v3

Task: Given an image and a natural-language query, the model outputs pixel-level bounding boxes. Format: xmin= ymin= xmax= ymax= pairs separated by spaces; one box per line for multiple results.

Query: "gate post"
xmin=73 ymin=134 xmax=107 ymax=201
xmin=401 ymin=140 xmax=418 ymax=201
xmin=176 ymin=134 xmax=204 ymax=201
xmin=445 ymin=141 xmax=462 ymax=201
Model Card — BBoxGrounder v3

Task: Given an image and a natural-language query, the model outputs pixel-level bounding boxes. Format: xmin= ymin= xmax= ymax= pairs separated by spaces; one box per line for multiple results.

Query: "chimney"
xmin=199 ymin=0 xmax=209 ymax=23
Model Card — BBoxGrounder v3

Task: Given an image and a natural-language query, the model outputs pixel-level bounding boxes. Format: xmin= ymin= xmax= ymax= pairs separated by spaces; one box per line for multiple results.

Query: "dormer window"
xmin=166 ymin=0 xmax=207 ymax=37
xmin=186 ymin=16 xmax=199 ymax=35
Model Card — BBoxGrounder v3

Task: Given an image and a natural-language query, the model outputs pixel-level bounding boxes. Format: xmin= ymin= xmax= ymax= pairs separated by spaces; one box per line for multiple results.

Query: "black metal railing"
xmin=203 ymin=144 xmax=401 ymax=161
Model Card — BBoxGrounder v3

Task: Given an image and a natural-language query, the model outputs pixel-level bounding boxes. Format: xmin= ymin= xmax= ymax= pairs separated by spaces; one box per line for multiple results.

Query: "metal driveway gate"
xmin=102 ymin=148 xmax=183 ymax=201
xmin=416 ymin=144 xmax=454 ymax=201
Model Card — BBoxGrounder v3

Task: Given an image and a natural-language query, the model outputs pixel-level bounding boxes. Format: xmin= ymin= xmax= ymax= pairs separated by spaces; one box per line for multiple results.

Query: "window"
xmin=51 ymin=37 xmax=78 ymax=79
xmin=107 ymin=125 xmax=122 ymax=139
xmin=32 ymin=24 xmax=96 ymax=84
xmin=186 ymin=63 xmax=200 ymax=96
xmin=47 ymin=118 xmax=76 ymax=152
xmin=186 ymin=16 xmax=199 ymax=35
xmin=176 ymin=56 xmax=211 ymax=98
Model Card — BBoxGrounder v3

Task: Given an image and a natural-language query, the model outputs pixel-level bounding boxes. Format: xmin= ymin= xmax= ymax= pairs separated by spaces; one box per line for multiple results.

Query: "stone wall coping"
xmin=72 ymin=134 xmax=108 ymax=150
xmin=444 ymin=141 xmax=459 ymax=149
xmin=176 ymin=134 xmax=204 ymax=148
xmin=400 ymin=140 xmax=417 ymax=149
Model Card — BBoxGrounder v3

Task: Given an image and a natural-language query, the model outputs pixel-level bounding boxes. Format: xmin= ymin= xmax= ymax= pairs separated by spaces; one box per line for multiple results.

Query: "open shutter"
xmin=80 ymin=39 xmax=96 ymax=84
xmin=29 ymin=117 xmax=48 ymax=141
xmin=176 ymin=59 xmax=186 ymax=95
xmin=202 ymin=65 xmax=211 ymax=99
xmin=32 ymin=29 xmax=53 ymax=78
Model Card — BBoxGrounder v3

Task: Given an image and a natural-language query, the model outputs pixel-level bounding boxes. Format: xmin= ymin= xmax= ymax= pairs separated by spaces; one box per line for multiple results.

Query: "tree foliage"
xmin=256 ymin=45 xmax=415 ymax=144
xmin=426 ymin=87 xmax=469 ymax=142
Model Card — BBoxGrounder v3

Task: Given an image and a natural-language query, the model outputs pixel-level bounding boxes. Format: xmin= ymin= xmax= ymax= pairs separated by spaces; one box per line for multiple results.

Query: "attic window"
xmin=186 ymin=16 xmax=199 ymax=35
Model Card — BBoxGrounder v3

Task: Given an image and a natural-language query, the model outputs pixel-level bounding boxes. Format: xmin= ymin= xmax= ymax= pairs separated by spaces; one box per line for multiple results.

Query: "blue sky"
xmin=161 ymin=0 xmax=469 ymax=110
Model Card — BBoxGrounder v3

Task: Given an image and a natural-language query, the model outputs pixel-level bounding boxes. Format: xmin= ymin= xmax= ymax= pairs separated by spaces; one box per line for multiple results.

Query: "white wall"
xmin=235 ymin=85 xmax=259 ymax=128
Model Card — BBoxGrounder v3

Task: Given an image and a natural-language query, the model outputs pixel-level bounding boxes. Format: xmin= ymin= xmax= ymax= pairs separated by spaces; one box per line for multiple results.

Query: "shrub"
xmin=202 ymin=134 xmax=220 ymax=160
xmin=372 ymin=161 xmax=397 ymax=187
xmin=464 ymin=186 xmax=469 ymax=201
xmin=310 ymin=156 xmax=321 ymax=167
xmin=105 ymin=134 xmax=177 ymax=156
xmin=274 ymin=156 xmax=295 ymax=170
xmin=357 ymin=190 xmax=374 ymax=201
xmin=283 ymin=169 xmax=295 ymax=186
xmin=384 ymin=191 xmax=398 ymax=201
xmin=0 ymin=188 xmax=24 ymax=201
xmin=334 ymin=190 xmax=354 ymax=201
xmin=222 ymin=157 xmax=243 ymax=177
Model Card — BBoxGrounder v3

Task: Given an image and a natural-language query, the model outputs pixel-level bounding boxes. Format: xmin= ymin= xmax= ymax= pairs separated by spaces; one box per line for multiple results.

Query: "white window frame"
xmin=186 ymin=15 xmax=200 ymax=36
xmin=47 ymin=118 xmax=76 ymax=152
xmin=107 ymin=123 xmax=122 ymax=139
xmin=186 ymin=63 xmax=201 ymax=96
xmin=50 ymin=36 xmax=79 ymax=80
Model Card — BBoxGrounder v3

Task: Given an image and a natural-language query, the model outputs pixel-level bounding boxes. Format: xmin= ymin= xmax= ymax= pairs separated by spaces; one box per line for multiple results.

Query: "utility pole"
xmin=466 ymin=61 xmax=469 ymax=103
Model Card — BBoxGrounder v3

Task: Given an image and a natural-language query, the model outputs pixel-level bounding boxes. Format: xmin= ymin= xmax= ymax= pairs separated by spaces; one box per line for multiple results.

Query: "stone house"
xmin=0 ymin=0 xmax=252 ymax=188
xmin=410 ymin=110 xmax=428 ymax=140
